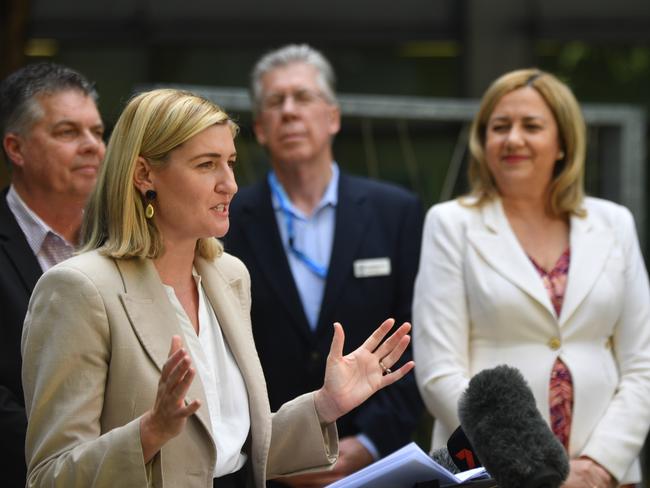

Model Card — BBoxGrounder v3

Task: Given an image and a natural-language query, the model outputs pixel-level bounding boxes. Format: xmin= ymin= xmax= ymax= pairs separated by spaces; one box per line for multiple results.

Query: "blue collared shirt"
xmin=268 ymin=164 xmax=380 ymax=460
xmin=269 ymin=163 xmax=339 ymax=330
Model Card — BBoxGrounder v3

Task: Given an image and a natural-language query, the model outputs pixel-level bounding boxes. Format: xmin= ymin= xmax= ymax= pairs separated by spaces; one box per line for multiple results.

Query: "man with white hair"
xmin=225 ymin=44 xmax=424 ymax=486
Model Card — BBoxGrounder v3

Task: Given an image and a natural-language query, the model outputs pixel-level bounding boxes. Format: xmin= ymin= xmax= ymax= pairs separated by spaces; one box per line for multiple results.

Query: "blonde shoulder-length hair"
xmin=466 ymin=68 xmax=586 ymax=218
xmin=81 ymin=88 xmax=239 ymax=260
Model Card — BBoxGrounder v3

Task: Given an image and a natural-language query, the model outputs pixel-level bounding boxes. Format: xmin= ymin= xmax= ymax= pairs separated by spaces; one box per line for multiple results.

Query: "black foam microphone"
xmin=458 ymin=365 xmax=570 ymax=488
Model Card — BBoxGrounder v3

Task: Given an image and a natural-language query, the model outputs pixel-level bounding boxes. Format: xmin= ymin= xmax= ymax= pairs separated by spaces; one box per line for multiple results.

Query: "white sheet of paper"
xmin=325 ymin=442 xmax=488 ymax=488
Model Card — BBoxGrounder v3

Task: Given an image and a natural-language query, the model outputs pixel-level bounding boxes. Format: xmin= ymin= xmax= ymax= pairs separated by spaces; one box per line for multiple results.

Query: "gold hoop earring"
xmin=145 ymin=190 xmax=156 ymax=219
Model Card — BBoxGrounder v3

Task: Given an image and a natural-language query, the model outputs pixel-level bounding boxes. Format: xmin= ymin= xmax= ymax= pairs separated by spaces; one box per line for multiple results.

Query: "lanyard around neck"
xmin=268 ymin=172 xmax=328 ymax=279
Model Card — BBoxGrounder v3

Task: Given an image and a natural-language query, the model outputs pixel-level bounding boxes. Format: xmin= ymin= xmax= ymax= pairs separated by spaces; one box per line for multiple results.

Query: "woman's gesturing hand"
xmin=140 ymin=335 xmax=201 ymax=462
xmin=314 ymin=318 xmax=414 ymax=424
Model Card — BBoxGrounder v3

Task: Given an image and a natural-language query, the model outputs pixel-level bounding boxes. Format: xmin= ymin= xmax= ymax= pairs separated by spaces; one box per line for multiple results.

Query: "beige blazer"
xmin=413 ymin=196 xmax=650 ymax=483
xmin=22 ymin=250 xmax=338 ymax=488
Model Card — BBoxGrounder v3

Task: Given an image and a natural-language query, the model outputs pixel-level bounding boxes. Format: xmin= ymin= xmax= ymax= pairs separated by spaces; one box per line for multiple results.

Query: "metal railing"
xmin=146 ymin=84 xmax=647 ymax=245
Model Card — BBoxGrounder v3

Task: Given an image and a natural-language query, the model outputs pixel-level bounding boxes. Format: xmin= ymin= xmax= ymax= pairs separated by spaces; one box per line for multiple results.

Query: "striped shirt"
xmin=6 ymin=185 xmax=76 ymax=271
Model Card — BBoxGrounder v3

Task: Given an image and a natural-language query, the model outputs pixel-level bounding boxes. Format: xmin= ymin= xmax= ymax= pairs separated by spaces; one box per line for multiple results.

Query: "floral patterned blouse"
xmin=529 ymin=249 xmax=572 ymax=451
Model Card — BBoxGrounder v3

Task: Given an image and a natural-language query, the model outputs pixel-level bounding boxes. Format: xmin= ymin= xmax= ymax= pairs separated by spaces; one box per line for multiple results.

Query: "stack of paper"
xmin=325 ymin=442 xmax=488 ymax=488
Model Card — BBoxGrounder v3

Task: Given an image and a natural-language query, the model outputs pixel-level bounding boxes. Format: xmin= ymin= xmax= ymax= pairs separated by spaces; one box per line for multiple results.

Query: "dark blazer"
xmin=224 ymin=172 xmax=424 ymax=459
xmin=0 ymin=186 xmax=41 ymax=487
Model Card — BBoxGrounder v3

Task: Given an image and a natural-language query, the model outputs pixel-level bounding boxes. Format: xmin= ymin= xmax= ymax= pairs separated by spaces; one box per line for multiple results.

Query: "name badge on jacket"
xmin=353 ymin=258 xmax=391 ymax=278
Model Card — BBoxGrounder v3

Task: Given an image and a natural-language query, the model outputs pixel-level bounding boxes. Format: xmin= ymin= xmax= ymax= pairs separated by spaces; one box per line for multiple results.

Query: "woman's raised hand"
xmin=314 ymin=318 xmax=414 ymax=424
xmin=140 ymin=335 xmax=201 ymax=462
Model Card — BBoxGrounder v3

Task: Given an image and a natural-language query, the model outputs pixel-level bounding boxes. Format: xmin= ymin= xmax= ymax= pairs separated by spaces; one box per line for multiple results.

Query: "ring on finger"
xmin=379 ymin=360 xmax=392 ymax=376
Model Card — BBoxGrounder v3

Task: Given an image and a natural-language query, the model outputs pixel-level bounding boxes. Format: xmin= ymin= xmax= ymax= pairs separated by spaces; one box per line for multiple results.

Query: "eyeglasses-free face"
xmin=140 ymin=124 xmax=238 ymax=246
xmin=484 ymin=86 xmax=563 ymax=199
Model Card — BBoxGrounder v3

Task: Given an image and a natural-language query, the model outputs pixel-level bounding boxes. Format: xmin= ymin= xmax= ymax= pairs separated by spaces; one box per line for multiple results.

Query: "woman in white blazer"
xmin=21 ymin=89 xmax=414 ymax=488
xmin=413 ymin=69 xmax=650 ymax=487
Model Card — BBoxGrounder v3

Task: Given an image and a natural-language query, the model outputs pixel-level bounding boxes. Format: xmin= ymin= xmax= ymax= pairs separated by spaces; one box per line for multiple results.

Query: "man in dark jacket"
xmin=224 ymin=44 xmax=424 ymax=487
xmin=0 ymin=62 xmax=105 ymax=487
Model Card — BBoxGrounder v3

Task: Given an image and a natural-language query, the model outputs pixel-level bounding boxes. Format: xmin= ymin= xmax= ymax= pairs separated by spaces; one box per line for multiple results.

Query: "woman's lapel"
xmin=116 ymin=257 xmax=213 ymax=438
xmin=559 ymin=211 xmax=614 ymax=325
xmin=467 ymin=198 xmax=556 ymax=317
xmin=194 ymin=257 xmax=266 ymax=405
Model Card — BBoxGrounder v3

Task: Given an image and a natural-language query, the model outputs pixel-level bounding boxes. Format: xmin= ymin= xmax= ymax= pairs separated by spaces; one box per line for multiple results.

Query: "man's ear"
xmin=253 ymin=117 xmax=268 ymax=146
xmin=133 ymin=156 xmax=154 ymax=194
xmin=3 ymin=133 xmax=25 ymax=168
xmin=328 ymin=105 xmax=341 ymax=136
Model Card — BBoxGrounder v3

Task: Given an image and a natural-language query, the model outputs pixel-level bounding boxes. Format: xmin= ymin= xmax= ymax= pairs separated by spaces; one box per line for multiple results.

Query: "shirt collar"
xmin=6 ymin=185 xmax=56 ymax=255
xmin=269 ymin=162 xmax=340 ymax=218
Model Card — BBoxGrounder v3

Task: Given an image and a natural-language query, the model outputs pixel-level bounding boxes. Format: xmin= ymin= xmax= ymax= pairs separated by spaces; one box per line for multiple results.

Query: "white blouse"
xmin=163 ymin=271 xmax=250 ymax=477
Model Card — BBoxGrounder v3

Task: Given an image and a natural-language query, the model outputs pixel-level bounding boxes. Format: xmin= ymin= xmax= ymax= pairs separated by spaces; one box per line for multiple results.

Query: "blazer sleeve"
xmin=22 ymin=266 xmax=150 ymax=488
xmin=266 ymin=393 xmax=338 ymax=478
xmin=412 ymin=203 xmax=471 ymax=436
xmin=581 ymin=207 xmax=650 ymax=481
